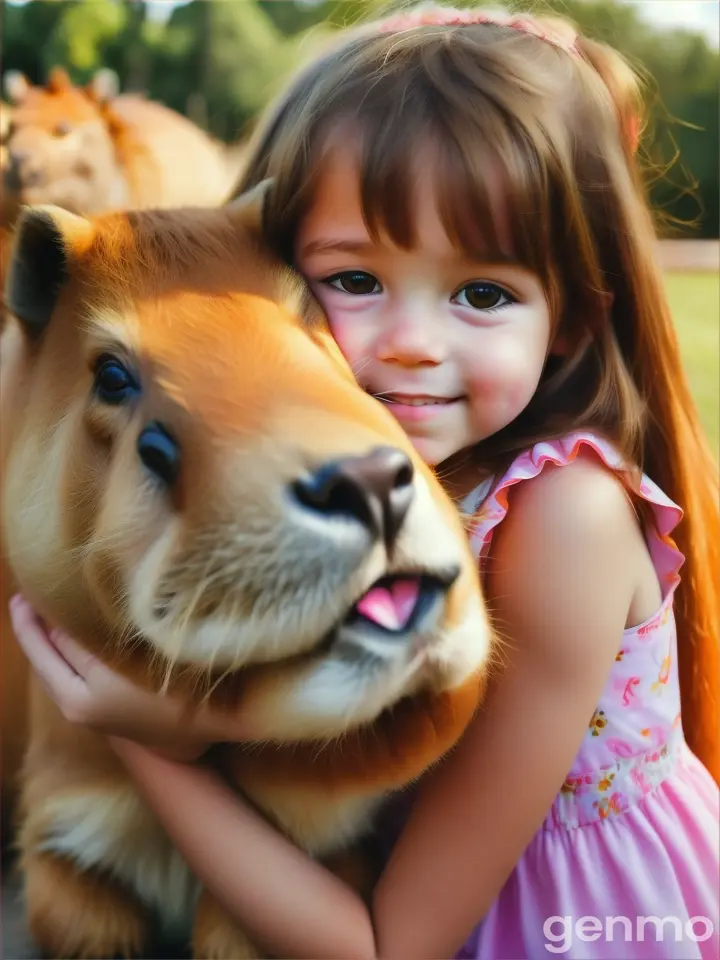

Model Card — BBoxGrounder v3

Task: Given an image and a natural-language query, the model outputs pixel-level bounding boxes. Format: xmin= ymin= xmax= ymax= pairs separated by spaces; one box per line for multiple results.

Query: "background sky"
xmin=623 ymin=0 xmax=718 ymax=47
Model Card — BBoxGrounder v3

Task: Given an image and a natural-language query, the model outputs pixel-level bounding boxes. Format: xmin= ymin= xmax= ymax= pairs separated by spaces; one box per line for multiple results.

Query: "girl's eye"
xmin=323 ymin=271 xmax=381 ymax=296
xmin=453 ymin=282 xmax=515 ymax=312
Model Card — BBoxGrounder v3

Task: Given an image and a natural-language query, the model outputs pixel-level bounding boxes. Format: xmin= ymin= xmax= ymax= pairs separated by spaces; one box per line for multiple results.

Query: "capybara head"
xmin=0 ymin=99 xmax=11 ymax=174
xmin=0 ymin=184 xmax=491 ymax=741
xmin=2 ymin=67 xmax=124 ymax=222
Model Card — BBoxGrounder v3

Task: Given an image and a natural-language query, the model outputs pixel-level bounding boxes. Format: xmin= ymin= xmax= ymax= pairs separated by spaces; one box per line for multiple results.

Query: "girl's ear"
xmin=549 ymin=333 xmax=568 ymax=357
xmin=549 ymin=290 xmax=614 ymax=357
xmin=599 ymin=290 xmax=615 ymax=311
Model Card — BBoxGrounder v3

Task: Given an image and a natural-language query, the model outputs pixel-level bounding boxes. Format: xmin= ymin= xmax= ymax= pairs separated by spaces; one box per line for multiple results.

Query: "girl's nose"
xmin=376 ymin=307 xmax=447 ymax=367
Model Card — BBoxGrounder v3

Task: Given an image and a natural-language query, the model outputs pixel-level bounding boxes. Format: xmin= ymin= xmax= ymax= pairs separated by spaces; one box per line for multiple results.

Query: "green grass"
xmin=663 ymin=272 xmax=719 ymax=459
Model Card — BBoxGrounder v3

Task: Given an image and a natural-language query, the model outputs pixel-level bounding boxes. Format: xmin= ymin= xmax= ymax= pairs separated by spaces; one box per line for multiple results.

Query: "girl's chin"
xmin=406 ymin=435 xmax=470 ymax=468
xmin=413 ymin=441 xmax=491 ymax=500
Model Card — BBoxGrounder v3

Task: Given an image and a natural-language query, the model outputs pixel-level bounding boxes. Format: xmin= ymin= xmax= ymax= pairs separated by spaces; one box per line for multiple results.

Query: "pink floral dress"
xmin=379 ymin=430 xmax=719 ymax=959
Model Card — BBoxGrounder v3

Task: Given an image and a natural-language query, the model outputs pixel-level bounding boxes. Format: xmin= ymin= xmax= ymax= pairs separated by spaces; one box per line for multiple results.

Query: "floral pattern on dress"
xmin=465 ymin=431 xmax=686 ymax=830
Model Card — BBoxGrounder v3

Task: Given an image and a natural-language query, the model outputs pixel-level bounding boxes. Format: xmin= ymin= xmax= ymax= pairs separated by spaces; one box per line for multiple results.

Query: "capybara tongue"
xmin=355 ymin=578 xmax=421 ymax=631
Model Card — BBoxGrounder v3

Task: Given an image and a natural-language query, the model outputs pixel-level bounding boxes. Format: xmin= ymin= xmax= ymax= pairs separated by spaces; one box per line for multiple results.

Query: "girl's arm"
xmin=110 ymin=738 xmax=378 ymax=959
xmin=110 ymin=455 xmax=644 ymax=959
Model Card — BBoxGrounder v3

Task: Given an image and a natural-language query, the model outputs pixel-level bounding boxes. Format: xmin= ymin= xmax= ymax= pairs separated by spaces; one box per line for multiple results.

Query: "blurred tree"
xmin=1 ymin=0 xmax=74 ymax=83
xmin=146 ymin=0 xmax=293 ymax=140
xmin=41 ymin=0 xmax=128 ymax=80
xmin=261 ymin=0 xmax=336 ymax=35
xmin=509 ymin=0 xmax=719 ymax=236
xmin=262 ymin=0 xmax=400 ymax=34
xmin=121 ymin=0 xmax=151 ymax=92
xmin=641 ymin=31 xmax=719 ymax=237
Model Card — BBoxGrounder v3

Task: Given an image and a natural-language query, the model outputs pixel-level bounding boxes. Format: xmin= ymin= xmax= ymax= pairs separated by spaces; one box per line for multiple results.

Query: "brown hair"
xmin=231 ymin=3 xmax=719 ymax=781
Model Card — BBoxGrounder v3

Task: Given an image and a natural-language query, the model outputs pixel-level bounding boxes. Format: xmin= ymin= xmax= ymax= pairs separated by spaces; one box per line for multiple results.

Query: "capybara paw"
xmin=192 ymin=888 xmax=263 ymax=959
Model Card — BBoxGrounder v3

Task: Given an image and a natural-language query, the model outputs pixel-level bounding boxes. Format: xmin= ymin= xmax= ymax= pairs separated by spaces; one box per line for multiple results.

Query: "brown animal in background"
xmin=2 ymin=67 xmax=239 ymax=226
xmin=0 ymin=186 xmax=492 ymax=959
xmin=0 ymin=99 xmax=11 ymax=182
xmin=0 ymin=67 xmax=240 ymax=337
xmin=1 ymin=99 xmax=13 ymax=318
xmin=1 ymin=102 xmax=25 ymax=807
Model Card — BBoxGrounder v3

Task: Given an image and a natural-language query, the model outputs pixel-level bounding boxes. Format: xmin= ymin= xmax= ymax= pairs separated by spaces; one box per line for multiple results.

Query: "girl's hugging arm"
xmin=113 ymin=451 xmax=643 ymax=959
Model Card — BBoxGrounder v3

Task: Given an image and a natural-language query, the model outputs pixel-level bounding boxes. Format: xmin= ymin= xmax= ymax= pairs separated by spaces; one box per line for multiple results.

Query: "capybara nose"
xmin=7 ymin=149 xmax=40 ymax=187
xmin=9 ymin=148 xmax=29 ymax=166
xmin=292 ymin=446 xmax=415 ymax=552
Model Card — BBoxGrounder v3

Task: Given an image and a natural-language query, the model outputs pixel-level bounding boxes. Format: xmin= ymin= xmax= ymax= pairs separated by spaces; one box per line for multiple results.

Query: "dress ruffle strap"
xmin=467 ymin=431 xmax=685 ymax=598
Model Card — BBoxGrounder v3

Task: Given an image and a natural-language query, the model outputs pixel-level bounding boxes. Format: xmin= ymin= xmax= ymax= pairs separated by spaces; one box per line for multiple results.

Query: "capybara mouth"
xmin=340 ymin=568 xmax=459 ymax=637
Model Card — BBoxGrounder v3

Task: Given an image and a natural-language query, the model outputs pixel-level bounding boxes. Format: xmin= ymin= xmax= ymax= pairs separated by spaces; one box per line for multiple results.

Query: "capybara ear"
xmin=87 ymin=68 xmax=120 ymax=104
xmin=226 ymin=178 xmax=274 ymax=235
xmin=3 ymin=70 xmax=29 ymax=104
xmin=47 ymin=67 xmax=72 ymax=93
xmin=4 ymin=205 xmax=94 ymax=338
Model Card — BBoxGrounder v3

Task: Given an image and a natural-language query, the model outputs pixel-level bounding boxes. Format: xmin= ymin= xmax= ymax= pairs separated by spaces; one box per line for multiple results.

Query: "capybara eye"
xmin=94 ymin=356 xmax=139 ymax=405
xmin=137 ymin=422 xmax=180 ymax=487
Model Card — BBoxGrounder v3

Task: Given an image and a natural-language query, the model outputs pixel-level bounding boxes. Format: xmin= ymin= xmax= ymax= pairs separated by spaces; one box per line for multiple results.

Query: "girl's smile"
xmin=378 ymin=393 xmax=466 ymax=423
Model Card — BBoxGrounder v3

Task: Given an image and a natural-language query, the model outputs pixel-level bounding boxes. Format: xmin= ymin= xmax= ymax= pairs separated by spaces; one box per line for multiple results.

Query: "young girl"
xmin=10 ymin=4 xmax=720 ymax=958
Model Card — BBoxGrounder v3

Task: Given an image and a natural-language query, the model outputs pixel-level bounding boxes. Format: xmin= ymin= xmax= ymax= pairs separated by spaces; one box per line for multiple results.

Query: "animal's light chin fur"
xmin=262 ymin=588 xmax=492 ymax=742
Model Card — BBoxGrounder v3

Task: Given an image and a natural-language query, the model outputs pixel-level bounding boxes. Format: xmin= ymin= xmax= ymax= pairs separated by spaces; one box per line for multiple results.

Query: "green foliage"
xmin=664 ymin=273 xmax=720 ymax=456
xmin=197 ymin=0 xmax=295 ymax=137
xmin=2 ymin=0 xmax=73 ymax=82
xmin=262 ymin=0 xmax=402 ymax=33
xmin=262 ymin=0 xmax=336 ymax=35
xmin=515 ymin=0 xmax=720 ymax=237
xmin=41 ymin=0 xmax=128 ymax=79
xmin=1 ymin=0 xmax=717 ymax=235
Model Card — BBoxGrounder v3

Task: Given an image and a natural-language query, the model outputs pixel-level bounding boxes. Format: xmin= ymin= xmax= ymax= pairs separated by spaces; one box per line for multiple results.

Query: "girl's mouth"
xmin=381 ymin=392 xmax=464 ymax=405
xmin=377 ymin=394 xmax=465 ymax=421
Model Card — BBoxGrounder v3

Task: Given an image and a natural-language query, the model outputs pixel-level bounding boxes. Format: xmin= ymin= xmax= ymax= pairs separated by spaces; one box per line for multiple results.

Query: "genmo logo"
xmin=542 ymin=915 xmax=715 ymax=954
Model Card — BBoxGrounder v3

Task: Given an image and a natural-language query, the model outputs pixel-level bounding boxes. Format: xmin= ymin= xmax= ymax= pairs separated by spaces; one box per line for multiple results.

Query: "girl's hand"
xmin=8 ymin=594 xmax=216 ymax=761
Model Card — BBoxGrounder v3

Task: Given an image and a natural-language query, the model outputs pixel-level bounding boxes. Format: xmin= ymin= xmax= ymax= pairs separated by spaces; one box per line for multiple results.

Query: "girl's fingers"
xmin=10 ymin=594 xmax=97 ymax=680
xmin=47 ymin=625 xmax=99 ymax=679
xmin=8 ymin=594 xmax=83 ymax=692
xmin=9 ymin=593 xmax=45 ymax=632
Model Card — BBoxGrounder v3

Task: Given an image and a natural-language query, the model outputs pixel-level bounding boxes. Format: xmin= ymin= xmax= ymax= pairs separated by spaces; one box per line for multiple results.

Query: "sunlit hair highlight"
xmin=232 ymin=4 xmax=719 ymax=781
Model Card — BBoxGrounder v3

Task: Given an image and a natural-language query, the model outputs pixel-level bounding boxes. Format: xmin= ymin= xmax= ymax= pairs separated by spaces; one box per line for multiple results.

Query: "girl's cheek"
xmin=325 ymin=315 xmax=373 ymax=370
xmin=465 ymin=340 xmax=546 ymax=415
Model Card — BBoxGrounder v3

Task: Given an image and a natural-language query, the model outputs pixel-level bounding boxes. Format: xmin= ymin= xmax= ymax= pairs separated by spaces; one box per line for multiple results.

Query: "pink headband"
xmin=373 ymin=6 xmax=643 ymax=154
xmin=376 ymin=5 xmax=581 ymax=57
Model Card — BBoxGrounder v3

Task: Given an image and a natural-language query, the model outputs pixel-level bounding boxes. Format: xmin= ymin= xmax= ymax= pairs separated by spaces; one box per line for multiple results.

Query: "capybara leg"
xmin=23 ymin=850 xmax=150 ymax=959
xmin=192 ymin=887 xmax=262 ymax=960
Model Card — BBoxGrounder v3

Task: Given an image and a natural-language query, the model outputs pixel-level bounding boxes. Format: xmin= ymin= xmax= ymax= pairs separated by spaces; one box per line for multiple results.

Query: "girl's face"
xmin=295 ymin=142 xmax=554 ymax=475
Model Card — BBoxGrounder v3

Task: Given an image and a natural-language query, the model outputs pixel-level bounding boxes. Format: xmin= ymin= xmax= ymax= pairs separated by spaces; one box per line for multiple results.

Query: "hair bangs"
xmin=432 ymin=120 xmax=556 ymax=286
xmin=306 ymin=45 xmax=560 ymax=301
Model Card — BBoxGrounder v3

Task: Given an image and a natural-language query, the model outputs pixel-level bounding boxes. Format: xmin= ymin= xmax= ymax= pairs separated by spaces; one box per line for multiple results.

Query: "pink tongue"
xmin=355 ymin=578 xmax=421 ymax=631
